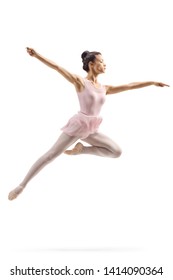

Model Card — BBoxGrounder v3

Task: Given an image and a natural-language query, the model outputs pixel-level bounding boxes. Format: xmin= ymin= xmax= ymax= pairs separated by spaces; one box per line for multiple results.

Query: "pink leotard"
xmin=61 ymin=78 xmax=106 ymax=139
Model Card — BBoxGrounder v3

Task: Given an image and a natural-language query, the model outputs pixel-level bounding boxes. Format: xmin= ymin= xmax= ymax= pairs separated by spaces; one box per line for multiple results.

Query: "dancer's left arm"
xmin=106 ymin=81 xmax=170 ymax=95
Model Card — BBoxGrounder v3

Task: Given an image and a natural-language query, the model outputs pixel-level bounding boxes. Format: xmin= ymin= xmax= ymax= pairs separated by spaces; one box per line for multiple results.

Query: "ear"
xmin=88 ymin=61 xmax=94 ymax=69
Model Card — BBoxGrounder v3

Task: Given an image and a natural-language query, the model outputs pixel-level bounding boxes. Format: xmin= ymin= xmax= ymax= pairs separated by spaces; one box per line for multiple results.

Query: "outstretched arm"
xmin=26 ymin=47 xmax=83 ymax=89
xmin=106 ymin=81 xmax=170 ymax=95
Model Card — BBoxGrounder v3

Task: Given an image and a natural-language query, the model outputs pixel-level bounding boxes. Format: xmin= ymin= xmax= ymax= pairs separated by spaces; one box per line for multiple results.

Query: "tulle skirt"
xmin=61 ymin=112 xmax=102 ymax=139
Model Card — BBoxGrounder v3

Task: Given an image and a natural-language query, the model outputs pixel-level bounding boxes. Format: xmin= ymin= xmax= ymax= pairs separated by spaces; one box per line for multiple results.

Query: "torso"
xmin=76 ymin=78 xmax=106 ymax=116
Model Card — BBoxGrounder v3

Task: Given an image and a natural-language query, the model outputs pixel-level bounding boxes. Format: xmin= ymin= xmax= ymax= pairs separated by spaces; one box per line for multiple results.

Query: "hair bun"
xmin=81 ymin=50 xmax=90 ymax=61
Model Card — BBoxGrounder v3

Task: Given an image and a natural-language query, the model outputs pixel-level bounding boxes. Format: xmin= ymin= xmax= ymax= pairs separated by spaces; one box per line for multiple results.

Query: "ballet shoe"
xmin=64 ymin=142 xmax=84 ymax=155
xmin=8 ymin=185 xmax=24 ymax=200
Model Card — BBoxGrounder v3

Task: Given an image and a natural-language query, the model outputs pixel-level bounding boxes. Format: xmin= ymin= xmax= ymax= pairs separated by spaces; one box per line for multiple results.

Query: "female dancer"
xmin=8 ymin=47 xmax=169 ymax=200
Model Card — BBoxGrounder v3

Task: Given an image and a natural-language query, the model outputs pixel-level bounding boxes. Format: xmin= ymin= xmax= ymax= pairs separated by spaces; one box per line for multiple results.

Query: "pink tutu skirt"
xmin=61 ymin=112 xmax=102 ymax=139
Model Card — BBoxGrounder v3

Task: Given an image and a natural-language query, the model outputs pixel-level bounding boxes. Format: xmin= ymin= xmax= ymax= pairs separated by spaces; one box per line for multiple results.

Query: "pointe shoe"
xmin=8 ymin=185 xmax=24 ymax=200
xmin=64 ymin=142 xmax=84 ymax=155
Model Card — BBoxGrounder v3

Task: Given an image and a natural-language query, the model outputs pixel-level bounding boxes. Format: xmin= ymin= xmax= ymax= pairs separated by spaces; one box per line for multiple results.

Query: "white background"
xmin=0 ymin=0 xmax=172 ymax=279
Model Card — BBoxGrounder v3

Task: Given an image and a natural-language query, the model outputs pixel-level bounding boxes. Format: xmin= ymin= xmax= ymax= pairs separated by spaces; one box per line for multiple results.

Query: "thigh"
xmin=49 ymin=132 xmax=79 ymax=154
xmin=83 ymin=132 xmax=121 ymax=153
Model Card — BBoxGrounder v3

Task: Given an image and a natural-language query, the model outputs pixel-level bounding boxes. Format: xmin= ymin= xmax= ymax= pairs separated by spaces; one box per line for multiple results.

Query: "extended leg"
xmin=65 ymin=132 xmax=122 ymax=158
xmin=8 ymin=133 xmax=78 ymax=200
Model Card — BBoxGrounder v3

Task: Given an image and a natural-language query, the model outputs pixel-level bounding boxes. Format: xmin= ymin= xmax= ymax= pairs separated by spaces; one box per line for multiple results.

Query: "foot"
xmin=64 ymin=142 xmax=84 ymax=155
xmin=8 ymin=185 xmax=24 ymax=200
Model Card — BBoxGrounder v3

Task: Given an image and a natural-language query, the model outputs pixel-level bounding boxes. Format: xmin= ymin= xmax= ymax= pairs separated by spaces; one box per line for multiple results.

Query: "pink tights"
xmin=20 ymin=132 xmax=121 ymax=187
xmin=8 ymin=132 xmax=121 ymax=199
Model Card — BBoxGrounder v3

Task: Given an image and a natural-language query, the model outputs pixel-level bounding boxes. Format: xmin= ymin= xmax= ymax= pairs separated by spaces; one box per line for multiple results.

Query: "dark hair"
xmin=81 ymin=50 xmax=101 ymax=72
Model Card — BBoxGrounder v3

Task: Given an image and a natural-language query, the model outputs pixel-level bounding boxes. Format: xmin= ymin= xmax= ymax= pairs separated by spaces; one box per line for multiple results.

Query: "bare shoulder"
xmin=74 ymin=75 xmax=85 ymax=92
xmin=104 ymin=85 xmax=109 ymax=92
xmin=104 ymin=85 xmax=111 ymax=94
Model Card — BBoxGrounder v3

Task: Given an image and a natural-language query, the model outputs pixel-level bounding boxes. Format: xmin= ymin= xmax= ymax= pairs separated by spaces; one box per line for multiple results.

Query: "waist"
xmin=78 ymin=111 xmax=101 ymax=118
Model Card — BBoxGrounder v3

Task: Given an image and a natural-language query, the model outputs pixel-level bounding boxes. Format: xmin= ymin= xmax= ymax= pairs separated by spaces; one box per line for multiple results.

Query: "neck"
xmin=86 ymin=74 xmax=99 ymax=83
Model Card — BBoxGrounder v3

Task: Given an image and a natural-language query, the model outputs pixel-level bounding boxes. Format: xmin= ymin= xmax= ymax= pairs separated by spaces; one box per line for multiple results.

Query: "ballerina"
xmin=8 ymin=47 xmax=169 ymax=200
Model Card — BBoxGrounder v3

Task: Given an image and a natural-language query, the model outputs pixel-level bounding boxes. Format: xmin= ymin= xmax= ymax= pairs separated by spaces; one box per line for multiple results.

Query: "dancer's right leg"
xmin=8 ymin=133 xmax=78 ymax=200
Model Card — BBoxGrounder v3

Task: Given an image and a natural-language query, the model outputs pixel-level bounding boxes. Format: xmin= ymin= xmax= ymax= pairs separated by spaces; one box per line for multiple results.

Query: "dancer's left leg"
xmin=65 ymin=132 xmax=122 ymax=158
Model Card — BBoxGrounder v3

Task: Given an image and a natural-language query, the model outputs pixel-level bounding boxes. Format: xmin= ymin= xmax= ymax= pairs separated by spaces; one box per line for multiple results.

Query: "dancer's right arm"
xmin=26 ymin=47 xmax=84 ymax=90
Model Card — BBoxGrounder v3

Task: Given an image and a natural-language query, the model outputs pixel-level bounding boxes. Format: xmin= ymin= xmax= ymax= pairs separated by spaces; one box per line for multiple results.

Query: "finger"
xmin=162 ymin=83 xmax=170 ymax=87
xmin=159 ymin=83 xmax=169 ymax=87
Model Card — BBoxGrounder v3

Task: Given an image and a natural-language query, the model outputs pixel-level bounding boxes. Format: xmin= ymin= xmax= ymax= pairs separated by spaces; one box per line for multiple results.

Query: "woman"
xmin=8 ymin=48 xmax=169 ymax=200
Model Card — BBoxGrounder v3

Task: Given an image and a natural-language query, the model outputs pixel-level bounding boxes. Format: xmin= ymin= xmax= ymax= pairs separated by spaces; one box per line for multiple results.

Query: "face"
xmin=90 ymin=54 xmax=106 ymax=74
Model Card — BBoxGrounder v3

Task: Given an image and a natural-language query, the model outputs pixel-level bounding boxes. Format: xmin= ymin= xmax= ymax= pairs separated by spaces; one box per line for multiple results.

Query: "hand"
xmin=153 ymin=82 xmax=170 ymax=87
xmin=26 ymin=47 xmax=37 ymax=57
